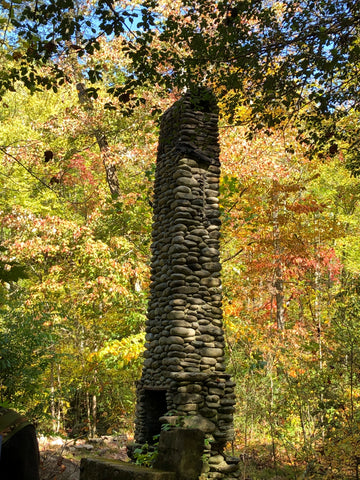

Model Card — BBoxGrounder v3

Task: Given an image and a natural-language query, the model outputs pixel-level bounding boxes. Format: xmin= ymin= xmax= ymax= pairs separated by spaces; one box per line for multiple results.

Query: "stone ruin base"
xmin=132 ymin=373 xmax=238 ymax=478
xmin=152 ymin=428 xmax=240 ymax=480
xmin=80 ymin=428 xmax=240 ymax=480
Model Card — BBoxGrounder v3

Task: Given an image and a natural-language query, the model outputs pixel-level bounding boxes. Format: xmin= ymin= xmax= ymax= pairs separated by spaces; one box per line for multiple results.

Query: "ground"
xmin=38 ymin=435 xmax=129 ymax=480
xmin=37 ymin=436 xmax=344 ymax=479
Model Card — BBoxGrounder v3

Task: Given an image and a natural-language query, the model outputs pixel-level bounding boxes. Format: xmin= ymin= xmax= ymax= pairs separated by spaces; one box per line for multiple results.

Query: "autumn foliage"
xmin=0 ymin=1 xmax=360 ymax=478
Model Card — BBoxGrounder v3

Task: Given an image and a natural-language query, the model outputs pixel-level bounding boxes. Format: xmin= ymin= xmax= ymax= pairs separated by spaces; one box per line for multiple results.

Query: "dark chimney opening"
xmin=143 ymin=389 xmax=168 ymax=443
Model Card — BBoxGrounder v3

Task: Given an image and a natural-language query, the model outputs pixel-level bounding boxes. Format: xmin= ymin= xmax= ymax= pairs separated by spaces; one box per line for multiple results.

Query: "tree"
xmin=1 ymin=1 xmax=359 ymax=153
xmin=219 ymin=122 xmax=360 ymax=474
xmin=0 ymin=54 xmax=159 ymax=432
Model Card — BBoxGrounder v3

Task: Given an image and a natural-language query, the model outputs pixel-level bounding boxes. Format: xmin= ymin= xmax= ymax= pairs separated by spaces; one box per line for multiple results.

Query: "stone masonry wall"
xmin=134 ymin=90 xmax=238 ymax=479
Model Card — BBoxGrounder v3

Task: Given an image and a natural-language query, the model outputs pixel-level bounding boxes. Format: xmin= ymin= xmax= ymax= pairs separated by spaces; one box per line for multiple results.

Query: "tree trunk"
xmin=50 ymin=362 xmax=57 ymax=433
xmin=76 ymin=82 xmax=120 ymax=198
xmin=92 ymin=394 xmax=97 ymax=438
xmin=86 ymin=392 xmax=91 ymax=436
xmin=274 ymin=270 xmax=285 ymax=330
xmin=56 ymin=364 xmax=63 ymax=433
xmin=272 ymin=186 xmax=285 ymax=329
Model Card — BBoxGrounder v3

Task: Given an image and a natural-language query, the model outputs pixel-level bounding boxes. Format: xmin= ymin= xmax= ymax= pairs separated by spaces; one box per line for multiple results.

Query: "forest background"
xmin=0 ymin=0 xmax=360 ymax=478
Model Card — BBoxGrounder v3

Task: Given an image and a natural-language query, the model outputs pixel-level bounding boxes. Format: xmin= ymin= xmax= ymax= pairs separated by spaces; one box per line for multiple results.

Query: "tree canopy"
xmin=1 ymin=1 xmax=359 ymax=127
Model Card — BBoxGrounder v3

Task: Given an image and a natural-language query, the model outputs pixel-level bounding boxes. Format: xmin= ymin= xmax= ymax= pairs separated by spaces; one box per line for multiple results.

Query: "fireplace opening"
xmin=143 ymin=389 xmax=168 ymax=443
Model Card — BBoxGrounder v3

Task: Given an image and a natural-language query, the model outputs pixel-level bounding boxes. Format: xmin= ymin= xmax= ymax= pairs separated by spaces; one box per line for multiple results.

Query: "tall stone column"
xmin=134 ymin=89 xmax=238 ymax=479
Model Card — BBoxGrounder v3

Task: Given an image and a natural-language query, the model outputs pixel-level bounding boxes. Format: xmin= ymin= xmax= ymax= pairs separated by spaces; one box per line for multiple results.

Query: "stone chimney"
xmin=133 ymin=89 xmax=238 ymax=479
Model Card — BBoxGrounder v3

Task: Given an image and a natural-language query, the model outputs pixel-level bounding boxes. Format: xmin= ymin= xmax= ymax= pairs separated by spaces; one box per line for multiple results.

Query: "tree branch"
xmin=0 ymin=147 xmax=58 ymax=194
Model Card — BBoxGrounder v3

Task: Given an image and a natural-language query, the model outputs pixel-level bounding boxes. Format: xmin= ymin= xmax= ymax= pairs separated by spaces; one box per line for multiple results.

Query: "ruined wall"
xmin=134 ymin=90 xmax=238 ymax=478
